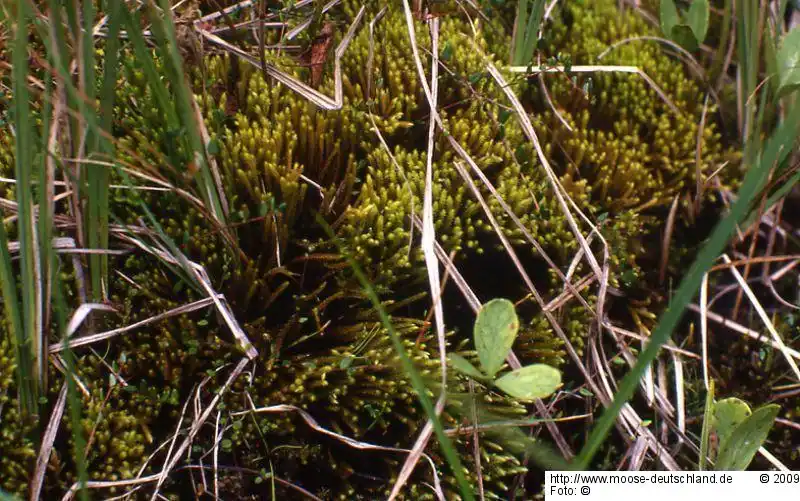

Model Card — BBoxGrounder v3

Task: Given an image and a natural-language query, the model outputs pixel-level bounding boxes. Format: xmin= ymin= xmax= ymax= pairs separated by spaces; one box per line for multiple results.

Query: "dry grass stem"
xmin=721 ymin=254 xmax=800 ymax=380
xmin=31 ymin=383 xmax=68 ymax=501
xmin=688 ymin=303 xmax=800 ymax=360
xmin=389 ymin=17 xmax=446 ymax=500
xmin=234 ymin=403 xmax=445 ymax=498
xmin=197 ymin=7 xmax=366 ymax=111
xmin=51 ymin=297 xmax=218 ymax=353
xmin=508 ymin=64 xmax=680 ymax=115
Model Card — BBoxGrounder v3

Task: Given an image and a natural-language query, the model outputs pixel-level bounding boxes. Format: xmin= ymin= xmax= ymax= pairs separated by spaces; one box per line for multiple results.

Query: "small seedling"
xmin=700 ymin=385 xmax=780 ymax=471
xmin=659 ymin=0 xmax=709 ymax=51
xmin=448 ymin=299 xmax=562 ymax=401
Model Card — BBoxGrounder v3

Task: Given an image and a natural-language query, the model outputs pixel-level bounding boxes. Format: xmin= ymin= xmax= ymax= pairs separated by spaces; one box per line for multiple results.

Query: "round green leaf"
xmin=713 ymin=397 xmax=751 ymax=447
xmin=671 ymin=24 xmax=700 ymax=51
xmin=687 ymin=0 xmax=709 ymax=43
xmin=659 ymin=0 xmax=680 ymax=38
xmin=447 ymin=353 xmax=487 ymax=380
xmin=715 ymin=404 xmax=779 ymax=471
xmin=474 ymin=298 xmax=519 ymax=377
xmin=494 ymin=364 xmax=562 ymax=401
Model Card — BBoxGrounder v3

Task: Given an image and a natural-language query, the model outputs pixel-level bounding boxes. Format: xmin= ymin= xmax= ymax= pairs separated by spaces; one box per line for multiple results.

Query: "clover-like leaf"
xmin=671 ymin=24 xmax=700 ymax=51
xmin=777 ymin=27 xmax=800 ymax=97
xmin=713 ymin=397 xmax=751 ymax=447
xmin=660 ymin=0 xmax=680 ymax=38
xmin=474 ymin=298 xmax=519 ymax=377
xmin=687 ymin=0 xmax=709 ymax=43
xmin=494 ymin=364 xmax=562 ymax=401
xmin=715 ymin=404 xmax=780 ymax=470
xmin=448 ymin=353 xmax=487 ymax=381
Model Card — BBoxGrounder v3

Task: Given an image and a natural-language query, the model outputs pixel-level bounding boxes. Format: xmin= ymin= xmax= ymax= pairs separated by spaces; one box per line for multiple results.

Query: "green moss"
xmin=336 ymin=145 xmax=484 ymax=286
xmin=0 ymin=0 xmax=761 ymax=495
xmin=541 ymin=0 xmax=737 ymax=212
xmin=0 ymin=127 xmax=14 ymax=201
xmin=0 ymin=326 xmax=36 ymax=496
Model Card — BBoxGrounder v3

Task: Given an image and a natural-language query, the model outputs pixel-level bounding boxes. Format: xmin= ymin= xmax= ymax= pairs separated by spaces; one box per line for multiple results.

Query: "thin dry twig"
xmin=490 ymin=64 xmax=603 ymax=278
xmin=688 ymin=303 xmax=800 ymax=360
xmin=389 ymin=17 xmax=446 ymax=500
xmin=49 ymin=356 xmax=90 ymax=398
xmin=31 ymin=383 xmax=68 ymax=501
xmin=694 ymin=94 xmax=711 ymax=214
xmin=196 ymin=7 xmax=366 ymax=111
xmin=720 ymin=254 xmax=800 ymax=381
xmin=604 ymin=323 xmax=700 ymax=359
xmin=759 ymin=447 xmax=790 ymax=471
xmin=700 ymin=272 xmax=710 ymax=390
xmin=284 ymin=0 xmax=341 ymax=40
xmin=150 ymin=357 xmax=249 ymax=500
xmin=120 ymin=233 xmax=257 ymax=359
xmin=50 ymin=297 xmax=218 ymax=353
xmin=468 ymin=380 xmax=486 ymax=501
xmin=596 ymin=36 xmax=712 ymax=95
xmin=233 ymin=403 xmax=445 ymax=498
xmin=659 ymin=195 xmax=680 ymax=284
xmin=508 ymin=64 xmax=680 ymax=115
xmin=670 ymin=342 xmax=686 ymax=440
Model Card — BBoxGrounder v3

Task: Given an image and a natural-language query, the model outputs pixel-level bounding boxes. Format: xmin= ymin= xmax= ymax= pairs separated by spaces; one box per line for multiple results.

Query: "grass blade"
xmin=120 ymin=7 xmax=179 ymax=129
xmin=520 ymin=0 xmax=544 ymax=64
xmin=72 ymin=0 xmax=105 ymax=301
xmin=10 ymin=0 xmax=40 ymax=411
xmin=698 ymin=379 xmax=715 ymax=471
xmin=0 ymin=196 xmax=29 ymax=414
xmin=512 ymin=0 xmax=528 ymax=65
xmin=93 ymin=0 xmax=126 ymax=299
xmin=512 ymin=0 xmax=545 ymax=66
xmin=145 ymin=0 xmax=226 ymax=223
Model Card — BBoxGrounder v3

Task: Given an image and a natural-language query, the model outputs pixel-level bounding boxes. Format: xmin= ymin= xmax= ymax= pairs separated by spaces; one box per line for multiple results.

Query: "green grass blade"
xmin=11 ymin=0 xmax=40 ymax=411
xmin=73 ymin=0 xmax=105 ymax=301
xmin=40 ymin=2 xmax=100 ymax=135
xmin=574 ymin=1 xmax=799 ymax=470
xmin=513 ymin=0 xmax=529 ymax=65
xmin=98 ymin=0 xmax=125 ymax=159
xmin=315 ymin=213 xmax=475 ymax=501
xmin=511 ymin=0 xmax=544 ymax=65
xmin=520 ymin=0 xmax=544 ymax=65
xmin=146 ymin=0 xmax=226 ymax=223
xmin=762 ymin=167 xmax=800 ymax=212
xmin=736 ymin=0 xmax=761 ymax=143
xmin=698 ymin=379 xmax=715 ymax=471
xmin=92 ymin=0 xmax=126 ymax=299
xmin=709 ymin=0 xmax=732 ymax=83
xmin=0 ymin=205 xmax=30 ymax=415
xmin=80 ymin=0 xmax=96 ymax=99
xmin=120 ymin=7 xmax=179 ymax=127
xmin=56 ymin=0 xmax=105 ymax=302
